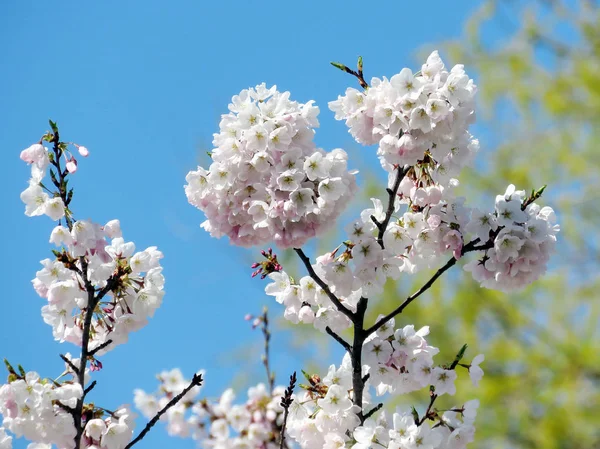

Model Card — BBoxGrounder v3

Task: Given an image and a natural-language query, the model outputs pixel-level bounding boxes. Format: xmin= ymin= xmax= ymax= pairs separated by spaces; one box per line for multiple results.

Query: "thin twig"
xmin=260 ymin=308 xmax=275 ymax=394
xmin=374 ymin=165 xmax=408 ymax=249
xmin=331 ymin=58 xmax=369 ymax=89
xmin=293 ymin=248 xmax=354 ymax=321
xmin=325 ymin=326 xmax=351 ymax=352
xmin=59 ymin=354 xmax=80 ymax=375
xmin=125 ymin=373 xmax=203 ymax=449
xmin=88 ymin=339 xmax=113 ymax=357
xmin=365 ymin=238 xmax=487 ymax=336
xmin=417 ymin=390 xmax=438 ymax=426
xmin=83 ymin=380 xmax=97 ymax=397
xmin=279 ymin=372 xmax=297 ymax=449
xmin=363 ymin=403 xmax=384 ymax=421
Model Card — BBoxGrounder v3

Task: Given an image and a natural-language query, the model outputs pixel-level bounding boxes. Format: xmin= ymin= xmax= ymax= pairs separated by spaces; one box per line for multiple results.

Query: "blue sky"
xmin=0 ymin=1 xmax=509 ymax=447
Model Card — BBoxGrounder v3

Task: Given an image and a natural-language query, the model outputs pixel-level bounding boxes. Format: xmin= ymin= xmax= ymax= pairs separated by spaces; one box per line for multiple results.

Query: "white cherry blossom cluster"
xmin=351 ymin=400 xmax=480 ymax=449
xmin=264 ymin=188 xmax=471 ymax=331
xmin=19 ymin=140 xmax=89 ymax=222
xmin=134 ymin=369 xmax=286 ymax=449
xmin=364 ymin=318 xmax=484 ymax=397
xmin=0 ymin=370 xmax=80 ymax=449
xmin=185 ymin=83 xmax=358 ymax=248
xmin=464 ymin=185 xmax=559 ymax=292
xmin=0 ymin=357 xmax=136 ymax=449
xmin=81 ymin=406 xmax=136 ymax=449
xmin=34 ymin=219 xmax=165 ymax=354
xmin=287 ymin=338 xmax=483 ymax=449
xmin=329 ymin=51 xmax=478 ymax=180
xmin=286 ymin=355 xmax=363 ymax=449
xmin=20 ymin=143 xmax=66 ymax=221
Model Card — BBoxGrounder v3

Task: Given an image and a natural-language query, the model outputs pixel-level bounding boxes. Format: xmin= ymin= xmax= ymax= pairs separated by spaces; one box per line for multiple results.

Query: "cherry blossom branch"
xmin=124 ymin=373 xmax=203 ymax=449
xmin=48 ymin=125 xmax=74 ymax=229
xmin=325 ymin=326 xmax=351 ymax=352
xmin=330 ymin=56 xmax=369 ymax=89
xmin=59 ymin=354 xmax=80 ymax=375
xmin=417 ymin=389 xmax=438 ymax=426
xmin=83 ymin=380 xmax=97 ymax=397
xmin=351 ymin=297 xmax=368 ymax=422
xmin=293 ymin=248 xmax=354 ymax=321
xmin=88 ymin=339 xmax=113 ymax=358
xmin=260 ymin=308 xmax=275 ymax=394
xmin=363 ymin=402 xmax=383 ymax=421
xmin=365 ymin=238 xmax=491 ymax=337
xmin=371 ymin=165 xmax=409 ymax=249
xmin=279 ymin=371 xmax=297 ymax=449
xmin=73 ymin=283 xmax=99 ymax=449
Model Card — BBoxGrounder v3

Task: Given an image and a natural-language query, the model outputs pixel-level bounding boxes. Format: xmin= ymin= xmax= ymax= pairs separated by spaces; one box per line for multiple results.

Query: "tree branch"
xmin=59 ymin=354 xmax=80 ymax=375
xmin=125 ymin=373 xmax=203 ymax=449
xmin=293 ymin=248 xmax=354 ymax=321
xmin=365 ymin=238 xmax=486 ymax=336
xmin=325 ymin=326 xmax=351 ymax=353
xmin=83 ymin=380 xmax=97 ymax=397
xmin=279 ymin=372 xmax=297 ymax=449
xmin=375 ymin=165 xmax=408 ymax=249
xmin=88 ymin=339 xmax=113 ymax=358
xmin=363 ymin=403 xmax=384 ymax=421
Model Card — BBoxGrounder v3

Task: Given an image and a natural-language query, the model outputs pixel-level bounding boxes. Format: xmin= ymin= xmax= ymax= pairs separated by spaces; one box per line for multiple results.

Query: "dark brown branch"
xmin=351 ymin=297 xmax=368 ymax=423
xmin=260 ymin=308 xmax=275 ymax=394
xmin=73 ymin=286 xmax=99 ymax=449
xmin=293 ymin=248 xmax=354 ymax=321
xmin=366 ymin=238 xmax=486 ymax=336
xmin=417 ymin=390 xmax=438 ymax=426
xmin=279 ymin=372 xmax=297 ymax=449
xmin=125 ymin=373 xmax=203 ymax=449
xmin=363 ymin=403 xmax=384 ymax=421
xmin=60 ymin=354 xmax=80 ymax=375
xmin=325 ymin=326 xmax=351 ymax=353
xmin=83 ymin=380 xmax=97 ymax=397
xmin=374 ymin=165 xmax=408 ymax=249
xmin=331 ymin=57 xmax=369 ymax=89
xmin=88 ymin=339 xmax=113 ymax=357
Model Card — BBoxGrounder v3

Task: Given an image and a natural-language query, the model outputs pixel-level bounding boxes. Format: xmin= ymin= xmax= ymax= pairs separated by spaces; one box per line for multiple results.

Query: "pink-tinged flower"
xmin=76 ymin=145 xmax=89 ymax=157
xmin=66 ymin=157 xmax=78 ymax=174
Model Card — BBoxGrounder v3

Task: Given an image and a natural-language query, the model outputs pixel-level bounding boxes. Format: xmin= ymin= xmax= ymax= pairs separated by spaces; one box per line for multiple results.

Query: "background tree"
xmin=363 ymin=1 xmax=599 ymax=448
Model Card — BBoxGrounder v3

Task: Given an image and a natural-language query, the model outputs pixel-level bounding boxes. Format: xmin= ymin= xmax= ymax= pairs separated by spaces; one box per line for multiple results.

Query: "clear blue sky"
xmin=0 ymin=1 xmax=503 ymax=447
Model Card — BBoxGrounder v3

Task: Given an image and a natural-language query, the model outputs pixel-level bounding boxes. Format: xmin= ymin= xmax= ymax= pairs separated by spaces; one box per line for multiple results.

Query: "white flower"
xmin=469 ymin=354 xmax=485 ymax=387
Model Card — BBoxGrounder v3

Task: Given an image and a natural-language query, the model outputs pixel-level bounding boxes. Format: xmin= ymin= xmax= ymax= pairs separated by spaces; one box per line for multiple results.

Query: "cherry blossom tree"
xmin=2 ymin=51 xmax=558 ymax=449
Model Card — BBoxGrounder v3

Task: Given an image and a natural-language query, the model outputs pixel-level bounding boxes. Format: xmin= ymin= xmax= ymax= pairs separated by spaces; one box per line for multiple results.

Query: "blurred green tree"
xmin=363 ymin=1 xmax=600 ymax=448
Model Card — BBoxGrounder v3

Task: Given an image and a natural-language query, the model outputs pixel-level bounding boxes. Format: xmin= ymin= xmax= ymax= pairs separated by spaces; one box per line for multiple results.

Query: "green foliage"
xmin=367 ymin=1 xmax=600 ymax=447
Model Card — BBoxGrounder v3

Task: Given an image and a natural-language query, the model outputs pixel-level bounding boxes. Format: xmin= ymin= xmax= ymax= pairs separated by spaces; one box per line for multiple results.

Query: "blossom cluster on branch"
xmin=134 ymin=369 xmax=286 ymax=449
xmin=3 ymin=50 xmax=558 ymax=449
xmin=185 ymin=85 xmax=357 ymax=248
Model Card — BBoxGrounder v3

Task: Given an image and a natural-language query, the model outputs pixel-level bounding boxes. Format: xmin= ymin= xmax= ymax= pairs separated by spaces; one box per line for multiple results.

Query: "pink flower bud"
xmin=244 ymin=314 xmax=253 ymax=321
xmin=66 ymin=158 xmax=78 ymax=174
xmin=77 ymin=145 xmax=89 ymax=157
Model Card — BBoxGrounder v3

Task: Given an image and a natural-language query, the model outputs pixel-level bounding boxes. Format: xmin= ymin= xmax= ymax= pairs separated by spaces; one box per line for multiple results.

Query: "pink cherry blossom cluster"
xmin=0 ymin=357 xmax=135 ymax=449
xmin=134 ymin=369 xmax=286 ymax=449
xmin=363 ymin=318 xmax=483 ymax=397
xmin=263 ymin=184 xmax=471 ymax=332
xmin=185 ymin=83 xmax=358 ymax=248
xmin=34 ymin=219 xmax=165 ymax=355
xmin=19 ymin=140 xmax=89 ymax=222
xmin=0 ymin=370 xmax=80 ymax=448
xmin=329 ymin=51 xmax=478 ymax=180
xmin=350 ymin=400 xmax=480 ymax=449
xmin=464 ymin=185 xmax=559 ymax=291
xmin=287 ymin=336 xmax=483 ymax=449
xmin=20 ymin=143 xmax=65 ymax=221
